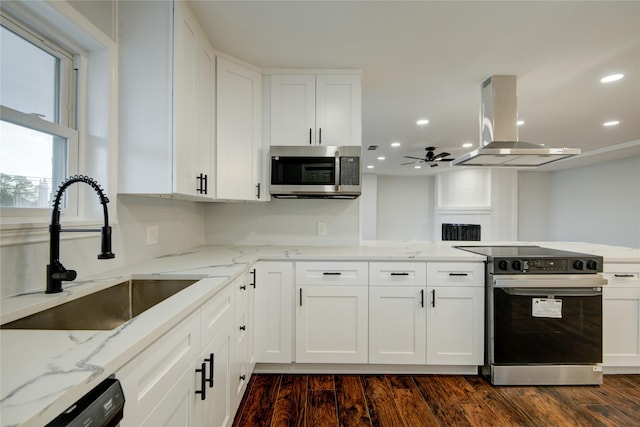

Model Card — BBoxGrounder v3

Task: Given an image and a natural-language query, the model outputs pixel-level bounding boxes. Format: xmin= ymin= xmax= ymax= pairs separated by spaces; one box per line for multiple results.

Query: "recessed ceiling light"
xmin=462 ymin=142 xmax=473 ymax=148
xmin=377 ymin=156 xmax=385 ymax=161
xmin=414 ymin=165 xmax=422 ymax=169
xmin=391 ymin=142 xmax=401 ymax=147
xmin=416 ymin=119 xmax=429 ymax=126
xmin=517 ymin=120 xmax=525 ymax=126
xmin=367 ymin=165 xmax=374 ymax=169
xmin=600 ymin=73 xmax=624 ymax=83
xmin=603 ymin=120 xmax=620 ymax=127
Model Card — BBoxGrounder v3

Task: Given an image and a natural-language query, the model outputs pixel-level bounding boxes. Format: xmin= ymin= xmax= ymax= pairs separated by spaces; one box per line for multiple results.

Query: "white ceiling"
xmin=188 ymin=0 xmax=640 ymax=175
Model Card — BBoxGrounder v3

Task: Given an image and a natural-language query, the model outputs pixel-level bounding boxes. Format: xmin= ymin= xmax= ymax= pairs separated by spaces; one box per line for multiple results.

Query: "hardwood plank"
xmin=460 ymin=403 xmax=509 ymax=427
xmin=335 ymin=375 xmax=372 ymax=427
xmin=387 ymin=375 xmax=417 ymax=390
xmin=547 ymin=385 xmax=606 ymax=405
xmin=309 ymin=374 xmax=335 ymax=390
xmin=464 ymin=376 xmax=538 ymax=427
xmin=413 ymin=375 xmax=472 ymax=426
xmin=602 ymin=375 xmax=640 ymax=389
xmin=232 ymin=374 xmax=281 ymax=427
xmin=623 ymin=375 xmax=640 ymax=387
xmin=307 ymin=389 xmax=339 ymax=427
xmin=362 ymin=376 xmax=406 ymax=427
xmin=432 ymin=376 xmax=480 ymax=404
xmin=592 ymin=385 xmax=640 ymax=422
xmin=537 ymin=386 xmax=608 ymax=427
xmin=393 ymin=388 xmax=439 ymax=426
xmin=271 ymin=375 xmax=307 ymax=427
xmin=586 ymin=404 xmax=639 ymax=427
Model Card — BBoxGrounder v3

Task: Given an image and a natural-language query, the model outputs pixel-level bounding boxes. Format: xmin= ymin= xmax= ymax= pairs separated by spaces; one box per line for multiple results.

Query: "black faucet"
xmin=47 ymin=175 xmax=115 ymax=293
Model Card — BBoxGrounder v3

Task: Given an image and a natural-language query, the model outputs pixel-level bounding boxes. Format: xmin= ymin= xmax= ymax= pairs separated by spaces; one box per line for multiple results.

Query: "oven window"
xmin=271 ymin=157 xmax=335 ymax=185
xmin=494 ymin=288 xmax=602 ymax=364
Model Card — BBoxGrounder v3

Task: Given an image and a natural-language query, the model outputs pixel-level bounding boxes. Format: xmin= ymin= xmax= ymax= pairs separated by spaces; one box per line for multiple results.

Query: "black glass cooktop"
xmin=455 ymin=245 xmax=592 ymax=258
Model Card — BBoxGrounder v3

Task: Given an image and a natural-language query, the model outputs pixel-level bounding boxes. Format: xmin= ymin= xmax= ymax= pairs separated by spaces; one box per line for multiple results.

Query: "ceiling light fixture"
xmin=391 ymin=142 xmax=401 ymax=147
xmin=416 ymin=119 xmax=429 ymax=126
xmin=603 ymin=120 xmax=620 ymax=127
xmin=367 ymin=165 xmax=374 ymax=169
xmin=600 ymin=73 xmax=624 ymax=83
xmin=462 ymin=142 xmax=473 ymax=148
xmin=517 ymin=120 xmax=525 ymax=126
xmin=377 ymin=156 xmax=385 ymax=160
xmin=414 ymin=165 xmax=421 ymax=169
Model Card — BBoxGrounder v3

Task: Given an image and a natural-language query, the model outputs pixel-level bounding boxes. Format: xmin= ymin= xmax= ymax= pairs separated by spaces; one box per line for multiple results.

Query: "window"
xmin=0 ymin=13 xmax=78 ymax=213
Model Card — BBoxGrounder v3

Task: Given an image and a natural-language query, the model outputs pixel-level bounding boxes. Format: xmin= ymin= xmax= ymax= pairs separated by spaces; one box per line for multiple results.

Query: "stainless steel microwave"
xmin=270 ymin=146 xmax=361 ymax=199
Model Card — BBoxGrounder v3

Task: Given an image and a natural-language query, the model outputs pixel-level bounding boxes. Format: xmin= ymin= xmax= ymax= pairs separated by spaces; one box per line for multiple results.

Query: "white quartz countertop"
xmin=1 ymin=242 xmax=638 ymax=426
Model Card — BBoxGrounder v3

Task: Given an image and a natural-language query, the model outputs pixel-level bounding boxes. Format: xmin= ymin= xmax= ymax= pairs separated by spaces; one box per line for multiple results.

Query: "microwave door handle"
xmin=335 ymin=150 xmax=340 ymax=191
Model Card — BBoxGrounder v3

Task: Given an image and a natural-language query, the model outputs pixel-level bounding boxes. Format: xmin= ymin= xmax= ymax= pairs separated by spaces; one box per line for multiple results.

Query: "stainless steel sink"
xmin=1 ymin=278 xmax=199 ymax=330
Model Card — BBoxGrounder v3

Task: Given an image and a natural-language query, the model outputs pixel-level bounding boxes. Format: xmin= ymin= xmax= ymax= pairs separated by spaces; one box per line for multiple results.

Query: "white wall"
xmin=518 ymin=156 xmax=640 ymax=248
xmin=375 ymin=175 xmax=434 ymax=241
xmin=1 ymin=196 xmax=205 ymax=297
xmin=360 ymin=174 xmax=378 ymax=240
xmin=204 ymin=199 xmax=360 ymax=246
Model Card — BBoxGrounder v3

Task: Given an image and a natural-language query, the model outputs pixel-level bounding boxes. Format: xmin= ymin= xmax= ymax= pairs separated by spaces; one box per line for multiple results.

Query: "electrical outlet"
xmin=146 ymin=225 xmax=159 ymax=245
xmin=317 ymin=221 xmax=327 ymax=236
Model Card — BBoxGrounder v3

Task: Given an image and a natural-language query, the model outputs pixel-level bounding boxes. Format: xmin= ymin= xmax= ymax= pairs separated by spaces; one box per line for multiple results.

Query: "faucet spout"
xmin=47 ymin=175 xmax=115 ymax=294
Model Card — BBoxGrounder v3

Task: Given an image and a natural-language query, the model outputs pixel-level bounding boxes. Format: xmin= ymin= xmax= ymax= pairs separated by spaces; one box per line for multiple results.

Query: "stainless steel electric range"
xmin=456 ymin=245 xmax=607 ymax=386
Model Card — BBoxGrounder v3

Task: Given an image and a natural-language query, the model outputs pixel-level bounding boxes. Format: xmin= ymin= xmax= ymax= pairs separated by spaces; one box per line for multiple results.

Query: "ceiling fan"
xmin=402 ymin=147 xmax=454 ymax=167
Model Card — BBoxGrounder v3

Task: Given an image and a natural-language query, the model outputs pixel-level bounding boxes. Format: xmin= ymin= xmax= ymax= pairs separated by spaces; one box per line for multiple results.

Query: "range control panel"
xmin=490 ymin=256 xmax=603 ymax=275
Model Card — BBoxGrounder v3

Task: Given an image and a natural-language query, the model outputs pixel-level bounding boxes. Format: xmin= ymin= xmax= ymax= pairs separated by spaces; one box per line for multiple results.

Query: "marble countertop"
xmin=1 ymin=242 xmax=638 ymax=426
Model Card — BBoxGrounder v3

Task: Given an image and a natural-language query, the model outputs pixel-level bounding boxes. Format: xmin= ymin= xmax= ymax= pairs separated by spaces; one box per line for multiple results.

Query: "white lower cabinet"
xmin=296 ymin=284 xmax=368 ymax=363
xmin=231 ymin=272 xmax=254 ymax=412
xmin=426 ymin=286 xmax=484 ymax=365
xmin=254 ymin=262 xmax=294 ymax=363
xmin=603 ymin=264 xmax=640 ymax=368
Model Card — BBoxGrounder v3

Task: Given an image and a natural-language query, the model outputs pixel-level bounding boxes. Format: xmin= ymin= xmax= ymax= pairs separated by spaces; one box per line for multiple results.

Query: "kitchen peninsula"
xmin=1 ymin=241 xmax=638 ymax=426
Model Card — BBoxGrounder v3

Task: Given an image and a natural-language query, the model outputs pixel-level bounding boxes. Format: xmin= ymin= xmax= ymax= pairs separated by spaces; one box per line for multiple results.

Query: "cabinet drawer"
xmin=427 ymin=262 xmax=484 ymax=286
xmin=201 ymin=284 xmax=234 ymax=350
xmin=369 ymin=262 xmax=427 ymax=286
xmin=117 ymin=311 xmax=200 ymax=427
xmin=604 ymin=264 xmax=640 ymax=287
xmin=295 ymin=261 xmax=368 ymax=285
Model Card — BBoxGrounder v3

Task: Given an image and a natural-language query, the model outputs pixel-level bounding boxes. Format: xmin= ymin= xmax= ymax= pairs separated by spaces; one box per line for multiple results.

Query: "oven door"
xmin=491 ymin=277 xmax=604 ymax=365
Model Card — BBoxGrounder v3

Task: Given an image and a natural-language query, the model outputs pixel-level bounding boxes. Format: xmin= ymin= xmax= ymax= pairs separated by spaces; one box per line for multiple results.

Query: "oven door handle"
xmin=493 ymin=274 xmax=607 ymax=288
xmin=501 ymin=287 xmax=602 ymax=297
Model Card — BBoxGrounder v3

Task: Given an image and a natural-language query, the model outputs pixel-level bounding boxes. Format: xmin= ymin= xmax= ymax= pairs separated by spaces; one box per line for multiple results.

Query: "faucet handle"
xmin=98 ymin=226 xmax=115 ymax=259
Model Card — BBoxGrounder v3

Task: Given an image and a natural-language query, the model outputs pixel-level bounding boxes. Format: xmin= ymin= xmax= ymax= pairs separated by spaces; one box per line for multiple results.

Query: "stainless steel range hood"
xmin=452 ymin=75 xmax=580 ymax=167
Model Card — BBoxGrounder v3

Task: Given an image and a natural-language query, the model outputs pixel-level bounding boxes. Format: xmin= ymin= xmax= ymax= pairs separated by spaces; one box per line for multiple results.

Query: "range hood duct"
xmin=452 ymin=75 xmax=580 ymax=167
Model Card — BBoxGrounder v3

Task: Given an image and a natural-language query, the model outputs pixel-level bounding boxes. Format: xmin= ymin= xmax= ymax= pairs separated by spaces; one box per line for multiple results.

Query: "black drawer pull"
xmin=299 ymin=288 xmax=303 ymax=307
xmin=390 ymin=272 xmax=409 ymax=276
xmin=239 ymin=325 xmax=246 ymax=331
xmin=432 ymin=289 xmax=436 ymax=307
xmin=240 ymin=375 xmax=246 ymax=381
xmin=449 ymin=273 xmax=468 ymax=277
xmin=614 ymin=274 xmax=635 ymax=278
xmin=323 ymin=272 xmax=342 ymax=276
xmin=240 ymin=284 xmax=246 ymax=290
xmin=205 ymin=353 xmax=214 ymax=388
xmin=250 ymin=268 xmax=256 ymax=288
xmin=420 ymin=289 xmax=424 ymax=308
xmin=195 ymin=362 xmax=207 ymax=400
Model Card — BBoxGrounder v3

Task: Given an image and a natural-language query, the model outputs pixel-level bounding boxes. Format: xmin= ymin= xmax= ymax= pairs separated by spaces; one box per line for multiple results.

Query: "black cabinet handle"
xmin=323 ymin=272 xmax=342 ymax=276
xmin=240 ymin=325 xmax=246 ymax=331
xmin=390 ymin=272 xmax=409 ymax=276
xmin=256 ymin=182 xmax=261 ymax=199
xmin=299 ymin=288 xmax=302 ymax=307
xmin=195 ymin=362 xmax=207 ymax=400
xmin=250 ymin=269 xmax=256 ymax=288
xmin=205 ymin=353 xmax=214 ymax=388
xmin=203 ymin=174 xmax=207 ymax=195
xmin=449 ymin=273 xmax=468 ymax=277
xmin=319 ymin=127 xmax=322 ymax=144
xmin=420 ymin=289 xmax=424 ymax=308
xmin=240 ymin=375 xmax=246 ymax=381
xmin=432 ymin=289 xmax=436 ymax=307
xmin=240 ymin=284 xmax=246 ymax=291
xmin=614 ymin=274 xmax=635 ymax=278
xmin=309 ymin=128 xmax=312 ymax=145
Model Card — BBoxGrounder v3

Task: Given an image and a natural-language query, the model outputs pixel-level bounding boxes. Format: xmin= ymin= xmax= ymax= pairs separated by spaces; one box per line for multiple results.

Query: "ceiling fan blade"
xmin=403 ymin=156 xmax=424 ymax=160
xmin=440 ymin=158 xmax=454 ymax=162
xmin=432 ymin=152 xmax=451 ymax=161
xmin=401 ymin=161 xmax=417 ymax=165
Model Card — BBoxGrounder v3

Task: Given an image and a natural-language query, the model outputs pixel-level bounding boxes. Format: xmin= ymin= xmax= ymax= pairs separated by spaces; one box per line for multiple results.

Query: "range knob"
xmin=512 ymin=260 xmax=522 ymax=271
xmin=587 ymin=260 xmax=598 ymax=270
xmin=573 ymin=260 xmax=584 ymax=270
xmin=498 ymin=260 xmax=509 ymax=271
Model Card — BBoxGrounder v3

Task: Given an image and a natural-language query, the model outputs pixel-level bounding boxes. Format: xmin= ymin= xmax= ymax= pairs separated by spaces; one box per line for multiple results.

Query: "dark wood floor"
xmin=232 ymin=374 xmax=640 ymax=427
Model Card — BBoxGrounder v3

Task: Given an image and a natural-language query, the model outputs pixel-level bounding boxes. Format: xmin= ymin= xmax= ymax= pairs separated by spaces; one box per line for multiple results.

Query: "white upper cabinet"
xmin=216 ymin=56 xmax=263 ymax=200
xmin=119 ymin=1 xmax=215 ymax=199
xmin=270 ymin=73 xmax=361 ymax=146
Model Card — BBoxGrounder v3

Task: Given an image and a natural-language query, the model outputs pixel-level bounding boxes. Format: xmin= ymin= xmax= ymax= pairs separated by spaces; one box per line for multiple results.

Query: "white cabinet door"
xmin=315 ymin=74 xmax=361 ymax=146
xmin=603 ymin=287 xmax=640 ymax=366
xmin=216 ymin=56 xmax=262 ymax=200
xmin=192 ymin=291 xmax=234 ymax=427
xmin=254 ymin=262 xmax=294 ymax=363
xmin=296 ymin=285 xmax=368 ymax=364
xmin=270 ymin=74 xmax=316 ymax=145
xmin=139 ymin=369 xmax=192 ymax=427
xmin=369 ymin=286 xmax=427 ymax=364
xmin=426 ymin=286 xmax=484 ymax=365
xmin=269 ymin=73 xmax=361 ymax=146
